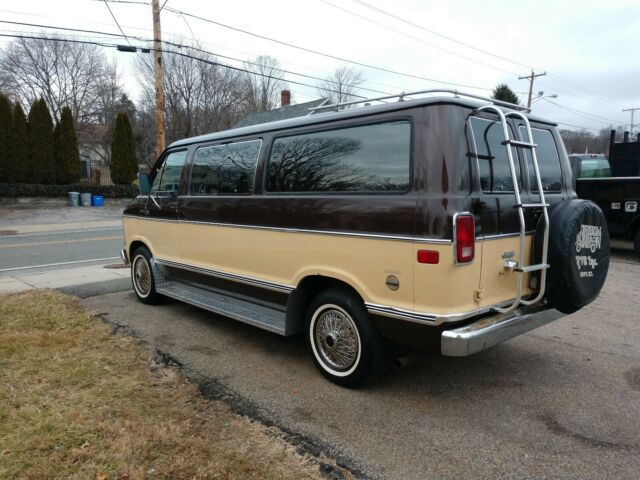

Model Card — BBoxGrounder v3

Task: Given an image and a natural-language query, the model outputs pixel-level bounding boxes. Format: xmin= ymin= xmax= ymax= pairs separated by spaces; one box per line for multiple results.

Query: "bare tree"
xmin=135 ymin=47 xmax=247 ymax=165
xmin=316 ymin=66 xmax=365 ymax=105
xmin=0 ymin=35 xmax=122 ymax=125
xmin=242 ymin=55 xmax=287 ymax=112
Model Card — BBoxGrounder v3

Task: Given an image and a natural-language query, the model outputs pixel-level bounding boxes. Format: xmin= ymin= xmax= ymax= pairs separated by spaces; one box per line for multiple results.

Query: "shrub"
xmin=110 ymin=112 xmax=137 ymax=185
xmin=8 ymin=103 xmax=29 ymax=183
xmin=0 ymin=92 xmax=11 ymax=183
xmin=28 ymin=98 xmax=55 ymax=184
xmin=55 ymin=107 xmax=81 ymax=184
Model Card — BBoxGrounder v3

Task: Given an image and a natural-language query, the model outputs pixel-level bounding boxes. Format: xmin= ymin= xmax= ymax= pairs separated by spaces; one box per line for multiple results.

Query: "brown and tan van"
xmin=121 ymin=90 xmax=610 ymax=387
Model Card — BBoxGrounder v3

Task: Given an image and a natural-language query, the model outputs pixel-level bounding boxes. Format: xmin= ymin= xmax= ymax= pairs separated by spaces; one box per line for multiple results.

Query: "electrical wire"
xmin=350 ymin=0 xmax=628 ymax=109
xmin=158 ymin=5 xmax=495 ymax=91
xmin=321 ymin=0 xmax=522 ymax=78
xmin=101 ymin=0 xmax=132 ymax=46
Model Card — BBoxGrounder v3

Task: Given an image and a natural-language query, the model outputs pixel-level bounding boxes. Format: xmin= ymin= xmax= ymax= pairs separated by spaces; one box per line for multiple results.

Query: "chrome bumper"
xmin=441 ymin=304 xmax=563 ymax=356
xmin=120 ymin=248 xmax=129 ymax=264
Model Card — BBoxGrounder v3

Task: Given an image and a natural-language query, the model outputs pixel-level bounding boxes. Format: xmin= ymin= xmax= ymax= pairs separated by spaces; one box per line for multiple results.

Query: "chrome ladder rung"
xmin=515 ymin=264 xmax=549 ymax=273
xmin=501 ymin=139 xmax=537 ymax=148
xmin=517 ymin=203 xmax=550 ymax=208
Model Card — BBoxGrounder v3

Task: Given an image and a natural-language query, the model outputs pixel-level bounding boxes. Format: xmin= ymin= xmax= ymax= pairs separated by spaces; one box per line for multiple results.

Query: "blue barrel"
xmin=92 ymin=194 xmax=104 ymax=207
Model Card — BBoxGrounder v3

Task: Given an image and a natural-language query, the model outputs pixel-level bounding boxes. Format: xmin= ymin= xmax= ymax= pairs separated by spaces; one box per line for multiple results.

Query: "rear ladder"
xmin=474 ymin=106 xmax=550 ymax=314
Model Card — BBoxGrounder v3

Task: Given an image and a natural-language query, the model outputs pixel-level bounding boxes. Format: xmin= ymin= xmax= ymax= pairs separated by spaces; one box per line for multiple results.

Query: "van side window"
xmin=189 ymin=140 xmax=261 ymax=195
xmin=469 ymin=117 xmax=520 ymax=193
xmin=151 ymin=150 xmax=188 ymax=193
xmin=266 ymin=121 xmax=411 ymax=193
xmin=519 ymin=127 xmax=562 ymax=192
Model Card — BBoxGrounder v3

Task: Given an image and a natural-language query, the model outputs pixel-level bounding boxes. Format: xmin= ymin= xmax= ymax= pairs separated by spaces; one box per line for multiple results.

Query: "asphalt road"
xmin=80 ymin=251 xmax=640 ymax=480
xmin=0 ymin=226 xmax=123 ymax=275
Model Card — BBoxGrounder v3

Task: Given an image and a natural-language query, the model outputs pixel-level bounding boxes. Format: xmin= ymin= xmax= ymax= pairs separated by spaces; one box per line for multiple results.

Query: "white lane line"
xmin=0 ymin=257 xmax=120 ymax=273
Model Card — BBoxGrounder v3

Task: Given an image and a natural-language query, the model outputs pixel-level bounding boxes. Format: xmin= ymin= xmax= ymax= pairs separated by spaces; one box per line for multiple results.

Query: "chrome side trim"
xmin=478 ymin=231 xmax=535 ymax=240
xmin=366 ymin=302 xmax=498 ymax=326
xmin=121 ymin=214 xmax=452 ymax=244
xmin=155 ymin=257 xmax=294 ymax=294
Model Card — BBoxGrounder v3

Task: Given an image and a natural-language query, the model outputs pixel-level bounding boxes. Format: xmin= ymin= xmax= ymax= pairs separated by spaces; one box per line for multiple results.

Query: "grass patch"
xmin=0 ymin=290 xmax=324 ymax=479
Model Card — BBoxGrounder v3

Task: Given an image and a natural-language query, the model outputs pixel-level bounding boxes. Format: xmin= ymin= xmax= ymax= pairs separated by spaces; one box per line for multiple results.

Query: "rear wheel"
xmin=306 ymin=288 xmax=386 ymax=387
xmin=131 ymin=246 xmax=163 ymax=305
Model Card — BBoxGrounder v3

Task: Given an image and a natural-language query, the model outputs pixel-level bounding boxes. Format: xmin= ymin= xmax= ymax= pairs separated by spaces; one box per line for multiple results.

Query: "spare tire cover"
xmin=536 ymin=199 xmax=610 ymax=314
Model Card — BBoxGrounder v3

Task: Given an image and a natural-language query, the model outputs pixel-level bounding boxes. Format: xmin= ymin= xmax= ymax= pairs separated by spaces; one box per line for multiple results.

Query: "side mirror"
xmin=138 ymin=172 xmax=151 ymax=194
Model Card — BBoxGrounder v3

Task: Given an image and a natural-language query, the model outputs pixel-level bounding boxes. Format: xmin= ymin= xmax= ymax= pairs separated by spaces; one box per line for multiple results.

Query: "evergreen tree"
xmin=27 ymin=98 xmax=55 ymax=184
xmin=55 ymin=106 xmax=81 ymax=184
xmin=492 ymin=83 xmax=520 ymax=105
xmin=8 ymin=103 xmax=28 ymax=183
xmin=110 ymin=112 xmax=137 ymax=184
xmin=0 ymin=92 xmax=12 ymax=183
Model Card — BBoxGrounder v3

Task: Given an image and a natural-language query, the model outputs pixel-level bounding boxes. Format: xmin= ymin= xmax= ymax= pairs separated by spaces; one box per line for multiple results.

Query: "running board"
xmin=150 ymin=260 xmax=288 ymax=336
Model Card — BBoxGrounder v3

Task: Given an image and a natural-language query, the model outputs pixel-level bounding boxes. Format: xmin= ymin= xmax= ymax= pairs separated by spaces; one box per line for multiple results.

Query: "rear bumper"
xmin=441 ymin=304 xmax=563 ymax=356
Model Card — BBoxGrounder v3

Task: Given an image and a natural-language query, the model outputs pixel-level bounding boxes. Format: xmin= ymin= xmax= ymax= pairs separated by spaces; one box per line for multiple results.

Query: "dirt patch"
xmin=624 ymin=367 xmax=640 ymax=391
xmin=0 ymin=290 xmax=326 ymax=480
xmin=539 ymin=413 xmax=638 ymax=451
xmin=0 ymin=229 xmax=18 ymax=236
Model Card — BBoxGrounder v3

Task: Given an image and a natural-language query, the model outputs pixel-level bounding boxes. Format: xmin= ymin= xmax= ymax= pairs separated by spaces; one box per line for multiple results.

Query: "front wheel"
xmin=131 ymin=246 xmax=163 ymax=305
xmin=306 ymin=288 xmax=386 ymax=388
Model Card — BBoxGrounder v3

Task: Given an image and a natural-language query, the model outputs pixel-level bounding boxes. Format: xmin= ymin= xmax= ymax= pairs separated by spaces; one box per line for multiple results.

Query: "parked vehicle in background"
xmin=571 ymin=154 xmax=640 ymax=255
xmin=121 ymin=90 xmax=610 ymax=387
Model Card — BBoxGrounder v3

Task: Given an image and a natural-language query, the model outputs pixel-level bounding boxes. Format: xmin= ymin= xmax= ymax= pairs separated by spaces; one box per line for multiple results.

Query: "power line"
xmin=543 ymin=99 xmax=624 ymax=125
xmin=0 ymin=31 xmax=371 ymax=99
xmin=321 ymin=0 xmax=521 ymax=78
xmin=349 ymin=0 xmax=628 ymax=109
xmin=0 ymin=19 xmax=394 ymax=96
xmin=101 ymin=0 xmax=132 ymax=46
xmin=157 ymin=5 xmax=495 ymax=91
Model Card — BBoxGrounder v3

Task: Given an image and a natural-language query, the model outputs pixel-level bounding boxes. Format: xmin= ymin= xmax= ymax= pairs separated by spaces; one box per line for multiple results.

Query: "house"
xmin=233 ymin=90 xmax=331 ymax=129
xmin=77 ymin=124 xmax=112 ymax=185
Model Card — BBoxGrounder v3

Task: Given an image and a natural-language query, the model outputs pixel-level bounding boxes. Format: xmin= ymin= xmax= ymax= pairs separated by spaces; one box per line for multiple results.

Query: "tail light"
xmin=454 ymin=213 xmax=475 ymax=264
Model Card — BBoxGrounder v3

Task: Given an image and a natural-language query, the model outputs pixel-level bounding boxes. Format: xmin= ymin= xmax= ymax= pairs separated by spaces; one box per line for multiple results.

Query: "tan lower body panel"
xmin=123 ymin=217 xmax=535 ymax=318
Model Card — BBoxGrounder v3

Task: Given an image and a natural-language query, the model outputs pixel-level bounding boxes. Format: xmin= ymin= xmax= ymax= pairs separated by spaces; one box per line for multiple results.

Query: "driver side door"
xmin=142 ymin=149 xmax=188 ymax=262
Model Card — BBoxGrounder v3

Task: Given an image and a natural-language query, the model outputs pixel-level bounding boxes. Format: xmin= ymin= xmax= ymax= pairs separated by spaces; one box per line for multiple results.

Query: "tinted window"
xmin=519 ymin=127 xmax=562 ymax=192
xmin=189 ymin=140 xmax=261 ymax=195
xmin=579 ymin=158 xmax=611 ymax=178
xmin=469 ymin=117 xmax=520 ymax=192
xmin=151 ymin=150 xmax=188 ymax=193
xmin=266 ymin=121 xmax=411 ymax=193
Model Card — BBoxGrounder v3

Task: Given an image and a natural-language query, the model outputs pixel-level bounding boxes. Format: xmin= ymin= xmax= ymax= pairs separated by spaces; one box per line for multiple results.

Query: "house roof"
xmin=233 ymin=98 xmax=331 ymax=129
xmin=77 ymin=124 xmax=109 ymax=144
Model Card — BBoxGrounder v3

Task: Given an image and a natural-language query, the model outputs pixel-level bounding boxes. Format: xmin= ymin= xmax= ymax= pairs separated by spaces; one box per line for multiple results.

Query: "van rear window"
xmin=519 ymin=127 xmax=563 ymax=192
xmin=469 ymin=117 xmax=520 ymax=193
xmin=266 ymin=121 xmax=411 ymax=193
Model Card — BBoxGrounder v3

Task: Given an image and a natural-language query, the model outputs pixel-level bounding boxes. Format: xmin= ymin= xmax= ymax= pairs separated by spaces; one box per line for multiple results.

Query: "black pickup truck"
xmin=570 ymin=154 xmax=640 ymax=255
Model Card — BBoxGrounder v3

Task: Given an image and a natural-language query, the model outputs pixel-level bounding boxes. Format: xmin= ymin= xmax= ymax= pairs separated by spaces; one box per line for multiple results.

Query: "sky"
xmin=1 ymin=0 xmax=639 ymax=135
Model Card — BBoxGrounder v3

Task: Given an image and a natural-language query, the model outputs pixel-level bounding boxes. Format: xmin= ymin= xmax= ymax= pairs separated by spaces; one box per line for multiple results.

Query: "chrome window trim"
xmin=121 ymin=214 xmax=452 ymax=244
xmin=155 ymin=257 xmax=294 ymax=294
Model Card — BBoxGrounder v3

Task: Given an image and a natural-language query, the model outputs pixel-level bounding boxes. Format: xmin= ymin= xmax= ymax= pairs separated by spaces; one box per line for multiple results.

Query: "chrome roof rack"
xmin=308 ymin=88 xmax=530 ymax=114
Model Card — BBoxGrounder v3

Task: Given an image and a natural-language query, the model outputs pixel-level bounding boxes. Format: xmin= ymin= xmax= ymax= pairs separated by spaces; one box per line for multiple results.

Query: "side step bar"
xmin=150 ymin=260 xmax=289 ymax=336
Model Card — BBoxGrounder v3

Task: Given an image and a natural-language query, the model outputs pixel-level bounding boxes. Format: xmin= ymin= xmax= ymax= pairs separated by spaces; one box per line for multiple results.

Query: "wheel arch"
xmin=285 ymin=275 xmax=365 ymax=335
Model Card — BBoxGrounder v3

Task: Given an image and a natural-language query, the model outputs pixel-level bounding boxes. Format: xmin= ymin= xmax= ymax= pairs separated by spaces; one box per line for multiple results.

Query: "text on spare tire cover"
xmin=575 ymin=224 xmax=602 ymax=278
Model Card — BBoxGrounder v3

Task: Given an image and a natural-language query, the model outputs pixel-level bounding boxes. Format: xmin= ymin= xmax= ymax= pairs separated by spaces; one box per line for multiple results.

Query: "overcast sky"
xmin=1 ymin=0 xmax=639 ymax=134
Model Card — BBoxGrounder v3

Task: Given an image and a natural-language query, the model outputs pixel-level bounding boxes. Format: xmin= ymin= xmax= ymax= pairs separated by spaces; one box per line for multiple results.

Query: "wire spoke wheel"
xmin=133 ymin=255 xmax=151 ymax=297
xmin=313 ymin=307 xmax=360 ymax=372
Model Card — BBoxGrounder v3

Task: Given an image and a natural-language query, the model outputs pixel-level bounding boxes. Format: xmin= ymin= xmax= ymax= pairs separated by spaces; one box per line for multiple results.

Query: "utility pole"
xmin=519 ymin=70 xmax=547 ymax=108
xmin=151 ymin=0 xmax=165 ymax=157
xmin=622 ymin=107 xmax=640 ymax=134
